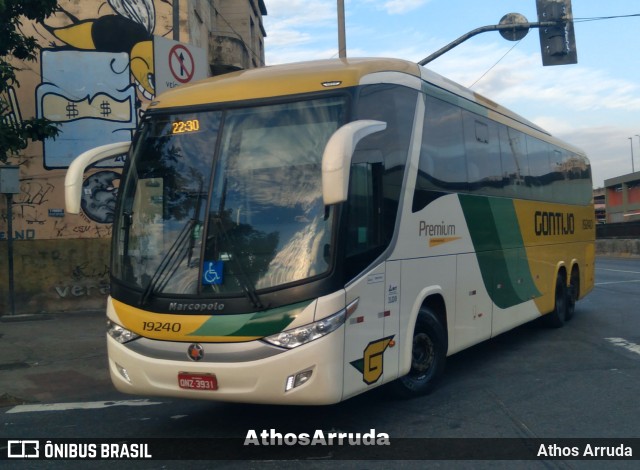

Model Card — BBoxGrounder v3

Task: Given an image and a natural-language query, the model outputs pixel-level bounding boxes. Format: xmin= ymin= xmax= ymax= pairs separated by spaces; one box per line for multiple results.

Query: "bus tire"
xmin=544 ymin=274 xmax=568 ymax=328
xmin=566 ymin=270 xmax=579 ymax=321
xmin=390 ymin=307 xmax=446 ymax=398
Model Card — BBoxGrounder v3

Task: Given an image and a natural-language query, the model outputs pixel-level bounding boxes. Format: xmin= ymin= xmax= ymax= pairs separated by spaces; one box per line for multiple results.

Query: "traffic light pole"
xmin=418 ymin=20 xmax=563 ymax=66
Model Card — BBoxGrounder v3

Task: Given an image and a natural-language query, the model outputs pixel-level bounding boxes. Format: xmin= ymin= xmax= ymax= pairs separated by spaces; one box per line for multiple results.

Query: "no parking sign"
xmin=153 ymin=36 xmax=208 ymax=96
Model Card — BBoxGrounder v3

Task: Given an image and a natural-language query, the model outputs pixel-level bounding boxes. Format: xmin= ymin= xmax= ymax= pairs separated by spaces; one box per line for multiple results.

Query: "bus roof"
xmin=149 ymin=58 xmax=420 ymax=109
xmin=148 ymin=57 xmax=585 ymax=156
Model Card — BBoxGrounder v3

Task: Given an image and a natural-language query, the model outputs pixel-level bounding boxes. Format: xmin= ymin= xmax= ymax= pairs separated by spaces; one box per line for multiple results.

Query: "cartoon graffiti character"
xmin=81 ymin=171 xmax=120 ymax=223
xmin=42 ymin=0 xmax=156 ymax=99
xmin=36 ymin=50 xmax=136 ymax=168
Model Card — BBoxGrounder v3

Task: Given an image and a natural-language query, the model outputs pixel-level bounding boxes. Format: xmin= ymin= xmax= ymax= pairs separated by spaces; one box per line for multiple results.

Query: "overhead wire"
xmin=468 ymin=39 xmax=522 ymax=89
xmin=467 ymin=12 xmax=640 ymax=89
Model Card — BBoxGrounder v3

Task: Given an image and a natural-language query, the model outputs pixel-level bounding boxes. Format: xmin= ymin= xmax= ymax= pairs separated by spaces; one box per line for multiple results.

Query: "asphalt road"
xmin=2 ymin=256 xmax=640 ymax=468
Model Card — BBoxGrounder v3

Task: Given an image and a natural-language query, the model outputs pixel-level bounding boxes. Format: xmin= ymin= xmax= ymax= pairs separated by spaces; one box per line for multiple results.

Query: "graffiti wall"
xmin=0 ymin=0 xmax=190 ymax=313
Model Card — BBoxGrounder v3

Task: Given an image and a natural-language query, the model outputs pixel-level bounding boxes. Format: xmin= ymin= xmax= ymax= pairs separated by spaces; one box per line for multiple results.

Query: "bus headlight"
xmin=107 ymin=320 xmax=140 ymax=344
xmin=263 ymin=309 xmax=346 ymax=349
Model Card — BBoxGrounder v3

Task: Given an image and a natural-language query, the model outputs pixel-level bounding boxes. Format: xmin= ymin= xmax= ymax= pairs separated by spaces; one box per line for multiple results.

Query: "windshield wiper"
xmin=139 ymin=219 xmax=195 ymax=306
xmin=211 ymin=177 xmax=265 ymax=310
xmin=213 ymin=215 xmax=265 ymax=310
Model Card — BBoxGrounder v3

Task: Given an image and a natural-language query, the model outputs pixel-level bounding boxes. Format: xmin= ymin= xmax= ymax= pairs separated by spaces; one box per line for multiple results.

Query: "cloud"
xmin=557 ymin=126 xmax=638 ymax=188
xmin=381 ymin=0 xmax=432 ymax=15
xmin=261 ymin=6 xmax=639 ymax=188
xmin=427 ymin=42 xmax=640 ymax=120
xmin=264 ymin=0 xmax=338 ymax=63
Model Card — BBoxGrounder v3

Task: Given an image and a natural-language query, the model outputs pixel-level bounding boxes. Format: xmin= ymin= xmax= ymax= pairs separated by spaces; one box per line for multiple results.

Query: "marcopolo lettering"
xmin=169 ymin=302 xmax=225 ymax=312
xmin=534 ymin=211 xmax=575 ymax=236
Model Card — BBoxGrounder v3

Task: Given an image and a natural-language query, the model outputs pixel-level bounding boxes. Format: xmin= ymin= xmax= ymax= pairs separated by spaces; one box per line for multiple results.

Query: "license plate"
xmin=178 ymin=372 xmax=218 ymax=391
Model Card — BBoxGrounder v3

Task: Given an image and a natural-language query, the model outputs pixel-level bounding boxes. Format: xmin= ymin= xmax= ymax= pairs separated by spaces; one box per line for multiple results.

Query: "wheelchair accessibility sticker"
xmin=202 ymin=261 xmax=224 ymax=285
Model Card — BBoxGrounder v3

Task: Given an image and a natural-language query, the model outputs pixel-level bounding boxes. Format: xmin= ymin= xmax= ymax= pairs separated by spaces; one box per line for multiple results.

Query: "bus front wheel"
xmin=390 ymin=307 xmax=446 ymax=398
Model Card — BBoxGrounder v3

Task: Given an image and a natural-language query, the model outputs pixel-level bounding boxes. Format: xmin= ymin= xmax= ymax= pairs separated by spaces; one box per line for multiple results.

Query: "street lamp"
xmin=635 ymin=135 xmax=640 ymax=173
xmin=629 ymin=137 xmax=635 ymax=173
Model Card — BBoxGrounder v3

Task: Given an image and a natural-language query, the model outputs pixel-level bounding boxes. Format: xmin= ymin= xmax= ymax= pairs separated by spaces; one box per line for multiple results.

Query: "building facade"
xmin=0 ymin=0 xmax=267 ymax=314
xmin=604 ymin=172 xmax=640 ymax=223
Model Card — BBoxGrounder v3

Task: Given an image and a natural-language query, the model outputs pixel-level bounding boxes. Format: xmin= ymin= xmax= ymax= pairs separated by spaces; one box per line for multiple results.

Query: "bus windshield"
xmin=112 ymin=97 xmax=347 ymax=300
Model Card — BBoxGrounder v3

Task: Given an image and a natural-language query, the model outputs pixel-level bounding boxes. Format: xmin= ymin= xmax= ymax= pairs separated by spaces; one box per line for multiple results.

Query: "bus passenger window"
xmin=526 ymin=136 xmax=552 ymax=200
xmin=413 ymin=96 xmax=466 ymax=212
xmin=463 ymin=111 xmax=502 ymax=195
xmin=499 ymin=126 xmax=529 ymax=200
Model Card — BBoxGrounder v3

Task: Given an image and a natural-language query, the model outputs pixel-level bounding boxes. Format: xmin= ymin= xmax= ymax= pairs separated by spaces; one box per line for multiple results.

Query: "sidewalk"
xmin=0 ymin=310 xmax=113 ymax=408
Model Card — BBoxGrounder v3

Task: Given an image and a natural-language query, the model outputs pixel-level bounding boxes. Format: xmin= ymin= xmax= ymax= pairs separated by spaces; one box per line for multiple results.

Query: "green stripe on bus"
xmin=188 ymin=301 xmax=311 ymax=338
xmin=459 ymin=194 xmax=540 ymax=309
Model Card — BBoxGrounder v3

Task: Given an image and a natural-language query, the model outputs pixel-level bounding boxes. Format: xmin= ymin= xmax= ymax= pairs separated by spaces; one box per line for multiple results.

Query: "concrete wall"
xmin=596 ymin=239 xmax=640 ymax=257
xmin=0 ymin=238 xmax=110 ymax=314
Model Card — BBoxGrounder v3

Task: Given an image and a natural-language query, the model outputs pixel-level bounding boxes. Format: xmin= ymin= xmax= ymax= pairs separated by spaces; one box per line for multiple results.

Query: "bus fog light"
xmin=285 ymin=369 xmax=313 ymax=391
xmin=116 ymin=363 xmax=131 ymax=383
xmin=107 ymin=320 xmax=140 ymax=344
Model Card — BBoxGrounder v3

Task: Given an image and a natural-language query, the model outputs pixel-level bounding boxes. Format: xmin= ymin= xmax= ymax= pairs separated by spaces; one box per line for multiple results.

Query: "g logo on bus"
xmin=187 ymin=344 xmax=204 ymax=361
xmin=350 ymin=336 xmax=394 ymax=385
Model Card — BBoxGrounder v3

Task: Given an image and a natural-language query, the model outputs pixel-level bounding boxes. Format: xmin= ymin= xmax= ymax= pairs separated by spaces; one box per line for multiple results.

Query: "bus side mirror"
xmin=65 ymin=141 xmax=131 ymax=214
xmin=321 ymin=120 xmax=386 ymax=205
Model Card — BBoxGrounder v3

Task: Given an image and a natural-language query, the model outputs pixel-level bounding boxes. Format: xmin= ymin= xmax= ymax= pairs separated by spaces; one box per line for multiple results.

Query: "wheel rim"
xmin=409 ymin=332 xmax=434 ymax=379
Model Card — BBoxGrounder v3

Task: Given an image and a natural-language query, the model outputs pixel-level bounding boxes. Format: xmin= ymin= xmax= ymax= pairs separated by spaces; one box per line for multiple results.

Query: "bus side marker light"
xmin=345 ymin=298 xmax=360 ymax=319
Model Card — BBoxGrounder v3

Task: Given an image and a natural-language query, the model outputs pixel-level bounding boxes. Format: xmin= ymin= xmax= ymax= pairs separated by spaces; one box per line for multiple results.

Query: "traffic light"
xmin=536 ymin=0 xmax=577 ymax=66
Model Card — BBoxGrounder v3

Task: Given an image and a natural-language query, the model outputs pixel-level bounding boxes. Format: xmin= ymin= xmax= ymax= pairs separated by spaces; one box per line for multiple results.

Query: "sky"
xmin=262 ymin=0 xmax=640 ymax=189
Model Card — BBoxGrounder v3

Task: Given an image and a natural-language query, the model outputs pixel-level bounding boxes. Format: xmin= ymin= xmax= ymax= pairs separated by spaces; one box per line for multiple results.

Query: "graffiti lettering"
xmin=54 ymin=283 xmax=110 ymax=298
xmin=72 ymin=263 xmax=110 ymax=281
xmin=54 ymin=220 xmax=69 ymax=237
xmin=0 ymin=229 xmax=36 ymax=240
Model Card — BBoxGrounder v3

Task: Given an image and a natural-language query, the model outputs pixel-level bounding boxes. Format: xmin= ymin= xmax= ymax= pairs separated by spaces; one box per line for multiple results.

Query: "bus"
xmin=65 ymin=57 xmax=595 ymax=405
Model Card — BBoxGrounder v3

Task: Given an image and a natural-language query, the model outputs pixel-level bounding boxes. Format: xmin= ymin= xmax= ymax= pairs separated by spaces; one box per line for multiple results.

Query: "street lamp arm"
xmin=418 ymin=21 xmax=562 ymax=66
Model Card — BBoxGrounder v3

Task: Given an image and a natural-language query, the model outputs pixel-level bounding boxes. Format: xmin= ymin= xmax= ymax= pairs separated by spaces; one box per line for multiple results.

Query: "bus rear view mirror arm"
xmin=64 ymin=141 xmax=131 ymax=214
xmin=321 ymin=120 xmax=387 ymax=205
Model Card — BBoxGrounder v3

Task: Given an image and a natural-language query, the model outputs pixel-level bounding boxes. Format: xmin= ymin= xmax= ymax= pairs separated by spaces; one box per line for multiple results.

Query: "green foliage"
xmin=1 ymin=0 xmax=60 ymax=163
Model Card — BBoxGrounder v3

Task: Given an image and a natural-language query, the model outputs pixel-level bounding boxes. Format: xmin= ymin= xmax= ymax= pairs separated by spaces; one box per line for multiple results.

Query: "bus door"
xmin=342 ymin=158 xmax=398 ymax=397
xmin=343 ymin=263 xmax=387 ymax=398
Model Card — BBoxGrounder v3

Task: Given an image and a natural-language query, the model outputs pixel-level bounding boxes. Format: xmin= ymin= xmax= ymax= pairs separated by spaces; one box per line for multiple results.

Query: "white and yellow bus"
xmin=66 ymin=58 xmax=594 ymax=404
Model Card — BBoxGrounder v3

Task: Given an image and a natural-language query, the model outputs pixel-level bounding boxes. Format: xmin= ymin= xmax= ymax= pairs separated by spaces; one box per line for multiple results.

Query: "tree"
xmin=0 ymin=0 xmax=60 ymax=163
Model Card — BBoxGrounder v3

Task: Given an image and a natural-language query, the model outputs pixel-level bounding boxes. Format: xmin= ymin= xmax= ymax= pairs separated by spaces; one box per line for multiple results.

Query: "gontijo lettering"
xmin=534 ymin=211 xmax=575 ymax=236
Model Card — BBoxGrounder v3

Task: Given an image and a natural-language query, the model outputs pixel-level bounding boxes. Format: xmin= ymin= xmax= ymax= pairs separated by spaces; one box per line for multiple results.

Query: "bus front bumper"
xmin=107 ymin=327 xmax=346 ymax=405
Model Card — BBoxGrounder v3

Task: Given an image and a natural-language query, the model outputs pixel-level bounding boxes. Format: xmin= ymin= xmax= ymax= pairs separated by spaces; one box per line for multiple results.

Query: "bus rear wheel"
xmin=566 ymin=270 xmax=579 ymax=321
xmin=544 ymin=274 xmax=568 ymax=328
xmin=390 ymin=307 xmax=446 ymax=398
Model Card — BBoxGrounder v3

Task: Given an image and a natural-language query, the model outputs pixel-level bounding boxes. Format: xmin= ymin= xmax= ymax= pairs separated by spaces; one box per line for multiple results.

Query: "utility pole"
xmin=629 ymin=137 xmax=635 ymax=173
xmin=635 ymin=135 xmax=640 ymax=173
xmin=0 ymin=165 xmax=20 ymax=316
xmin=173 ymin=0 xmax=180 ymax=41
xmin=337 ymin=0 xmax=346 ymax=58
